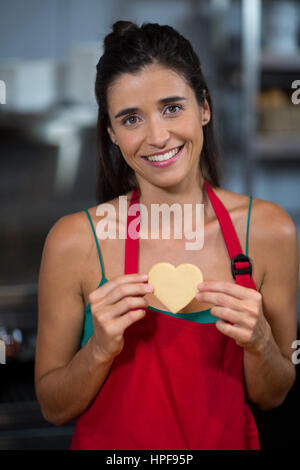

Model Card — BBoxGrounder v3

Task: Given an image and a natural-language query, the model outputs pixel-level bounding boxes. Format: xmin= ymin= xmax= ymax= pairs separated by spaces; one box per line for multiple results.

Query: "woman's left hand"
xmin=196 ymin=281 xmax=271 ymax=353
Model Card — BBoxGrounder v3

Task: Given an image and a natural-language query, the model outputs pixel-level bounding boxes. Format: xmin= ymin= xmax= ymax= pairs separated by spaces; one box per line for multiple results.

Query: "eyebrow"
xmin=114 ymin=96 xmax=187 ymax=119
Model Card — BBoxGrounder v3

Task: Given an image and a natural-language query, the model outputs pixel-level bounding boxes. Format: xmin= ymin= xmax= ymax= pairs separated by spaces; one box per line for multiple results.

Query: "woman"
xmin=35 ymin=21 xmax=299 ymax=450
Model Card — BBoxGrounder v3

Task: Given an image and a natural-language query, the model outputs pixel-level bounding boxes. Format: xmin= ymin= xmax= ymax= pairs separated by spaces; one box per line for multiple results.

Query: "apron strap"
xmin=204 ymin=181 xmax=257 ymax=291
xmin=124 ymin=187 xmax=140 ymax=275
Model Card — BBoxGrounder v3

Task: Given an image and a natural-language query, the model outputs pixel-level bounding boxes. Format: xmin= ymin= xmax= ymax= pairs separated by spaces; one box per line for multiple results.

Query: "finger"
xmin=196 ymin=291 xmax=241 ymax=311
xmin=94 ymin=281 xmax=152 ymax=311
xmin=197 ymin=281 xmax=252 ymax=300
xmin=89 ymin=273 xmax=149 ymax=304
xmin=107 ymin=308 xmax=146 ymax=338
xmin=210 ymin=306 xmax=252 ymax=328
xmin=215 ymin=319 xmax=249 ymax=344
xmin=100 ymin=295 xmax=148 ymax=321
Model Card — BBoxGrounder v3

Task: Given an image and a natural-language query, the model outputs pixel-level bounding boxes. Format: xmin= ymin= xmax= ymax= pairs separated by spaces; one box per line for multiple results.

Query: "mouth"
xmin=142 ymin=145 xmax=185 ymax=167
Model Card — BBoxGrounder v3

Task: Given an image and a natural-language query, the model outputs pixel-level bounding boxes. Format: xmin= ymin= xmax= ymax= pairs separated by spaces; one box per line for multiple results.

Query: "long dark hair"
xmin=95 ymin=20 xmax=222 ymax=203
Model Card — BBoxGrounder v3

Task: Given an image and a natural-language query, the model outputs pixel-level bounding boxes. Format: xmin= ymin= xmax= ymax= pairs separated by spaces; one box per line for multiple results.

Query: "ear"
xmin=202 ymin=98 xmax=211 ymax=126
xmin=107 ymin=126 xmax=116 ymax=144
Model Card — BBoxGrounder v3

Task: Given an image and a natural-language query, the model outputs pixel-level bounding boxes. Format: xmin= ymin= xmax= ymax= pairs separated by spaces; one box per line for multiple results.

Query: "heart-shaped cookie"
xmin=148 ymin=262 xmax=203 ymax=314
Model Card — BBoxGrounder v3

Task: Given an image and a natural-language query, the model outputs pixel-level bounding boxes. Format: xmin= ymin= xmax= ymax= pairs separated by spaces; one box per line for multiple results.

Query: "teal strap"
xmin=84 ymin=209 xmax=105 ymax=280
xmin=245 ymin=195 xmax=253 ymax=256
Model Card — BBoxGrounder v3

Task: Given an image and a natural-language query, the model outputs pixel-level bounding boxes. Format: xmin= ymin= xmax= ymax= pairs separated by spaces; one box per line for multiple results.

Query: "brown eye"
xmin=165 ymin=104 xmax=182 ymax=115
xmin=123 ymin=115 xmax=139 ymax=126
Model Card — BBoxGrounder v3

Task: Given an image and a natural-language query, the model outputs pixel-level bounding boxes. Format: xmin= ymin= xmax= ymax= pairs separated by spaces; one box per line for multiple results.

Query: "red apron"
xmin=70 ymin=181 xmax=260 ymax=450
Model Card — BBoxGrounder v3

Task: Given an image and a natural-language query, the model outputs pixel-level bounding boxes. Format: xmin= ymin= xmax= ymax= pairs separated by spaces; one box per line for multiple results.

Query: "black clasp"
xmin=231 ymin=254 xmax=252 ymax=280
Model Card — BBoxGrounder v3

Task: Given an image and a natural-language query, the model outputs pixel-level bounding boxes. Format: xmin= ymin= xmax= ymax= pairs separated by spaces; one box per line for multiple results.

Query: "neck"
xmin=132 ymin=175 xmax=213 ymax=240
xmin=136 ymin=175 xmax=209 ymax=212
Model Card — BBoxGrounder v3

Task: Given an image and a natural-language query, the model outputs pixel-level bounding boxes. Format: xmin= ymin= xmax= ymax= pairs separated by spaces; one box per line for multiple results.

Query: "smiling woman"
xmin=105 ymin=64 xmax=210 ymax=182
xmin=95 ymin=22 xmax=221 ymax=202
xmin=35 ymin=20 xmax=299 ymax=452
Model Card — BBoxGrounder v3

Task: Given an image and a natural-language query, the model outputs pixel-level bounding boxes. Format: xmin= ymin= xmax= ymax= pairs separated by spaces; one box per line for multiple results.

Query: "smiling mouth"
xmin=142 ymin=145 xmax=184 ymax=162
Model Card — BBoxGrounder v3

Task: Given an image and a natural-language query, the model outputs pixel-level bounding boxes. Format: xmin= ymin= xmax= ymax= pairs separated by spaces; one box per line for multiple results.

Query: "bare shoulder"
xmin=215 ymin=187 xmax=299 ymax=282
xmin=243 ymin=196 xmax=298 ymax=281
xmin=216 ymin=186 xmax=297 ymax=237
xmin=45 ymin=210 xmax=92 ymax=262
xmin=247 ymin=197 xmax=298 ymax=242
xmin=85 ymin=190 xmax=133 ymax=229
xmin=39 ymin=211 xmax=95 ymax=309
xmin=214 ymin=186 xmax=251 ymax=212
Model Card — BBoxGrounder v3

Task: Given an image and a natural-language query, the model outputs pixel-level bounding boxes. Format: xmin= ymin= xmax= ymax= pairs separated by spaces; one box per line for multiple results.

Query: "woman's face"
xmin=106 ymin=63 xmax=210 ymax=189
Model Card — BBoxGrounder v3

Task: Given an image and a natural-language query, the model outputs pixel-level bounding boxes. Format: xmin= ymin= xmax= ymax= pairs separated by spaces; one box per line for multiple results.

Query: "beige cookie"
xmin=148 ymin=262 xmax=203 ymax=314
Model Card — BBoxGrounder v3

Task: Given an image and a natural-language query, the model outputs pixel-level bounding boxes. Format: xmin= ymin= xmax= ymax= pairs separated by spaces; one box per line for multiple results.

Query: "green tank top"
xmin=80 ymin=196 xmax=253 ymax=347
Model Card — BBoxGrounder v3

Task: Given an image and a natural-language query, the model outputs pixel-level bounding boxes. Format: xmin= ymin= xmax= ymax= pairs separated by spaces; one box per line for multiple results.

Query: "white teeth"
xmin=145 ymin=146 xmax=181 ymax=162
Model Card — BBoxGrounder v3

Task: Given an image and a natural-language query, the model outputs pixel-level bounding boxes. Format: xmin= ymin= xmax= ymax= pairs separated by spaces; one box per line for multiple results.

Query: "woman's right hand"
xmin=88 ymin=273 xmax=153 ymax=362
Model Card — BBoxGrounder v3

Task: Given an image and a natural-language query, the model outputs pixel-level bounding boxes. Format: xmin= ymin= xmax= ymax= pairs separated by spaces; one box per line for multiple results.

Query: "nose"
xmin=145 ymin=116 xmax=170 ymax=148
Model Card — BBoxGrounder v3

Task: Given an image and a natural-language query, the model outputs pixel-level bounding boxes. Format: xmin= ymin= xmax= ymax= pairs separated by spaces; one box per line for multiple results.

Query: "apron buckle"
xmin=231 ymin=254 xmax=252 ymax=280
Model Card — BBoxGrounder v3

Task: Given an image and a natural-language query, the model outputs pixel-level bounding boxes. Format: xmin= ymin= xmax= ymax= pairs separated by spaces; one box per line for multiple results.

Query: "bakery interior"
xmin=0 ymin=0 xmax=300 ymax=450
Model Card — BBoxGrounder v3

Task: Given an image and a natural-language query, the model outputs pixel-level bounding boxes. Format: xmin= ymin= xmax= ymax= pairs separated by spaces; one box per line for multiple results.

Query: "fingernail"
xmin=145 ymin=284 xmax=154 ymax=292
xmin=141 ymin=274 xmax=148 ymax=280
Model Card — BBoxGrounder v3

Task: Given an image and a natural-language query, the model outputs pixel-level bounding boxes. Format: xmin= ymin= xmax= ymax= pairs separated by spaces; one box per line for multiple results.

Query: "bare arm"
xmin=35 ymin=213 xmax=114 ymax=426
xmin=35 ymin=213 xmax=150 ymax=426
xmin=196 ymin=199 xmax=299 ymax=411
xmin=243 ymin=201 xmax=299 ymax=410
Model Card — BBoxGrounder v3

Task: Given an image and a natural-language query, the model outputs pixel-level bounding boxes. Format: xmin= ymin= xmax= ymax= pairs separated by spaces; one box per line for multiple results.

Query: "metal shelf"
xmin=260 ymin=52 xmax=300 ymax=72
xmin=241 ymin=0 xmax=300 ymax=189
xmin=219 ymin=52 xmax=300 ymax=72
xmin=253 ymin=135 xmax=300 ymax=160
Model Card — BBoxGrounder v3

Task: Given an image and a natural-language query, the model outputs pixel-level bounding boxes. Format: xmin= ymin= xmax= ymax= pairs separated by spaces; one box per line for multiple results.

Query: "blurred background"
xmin=0 ymin=0 xmax=300 ymax=450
